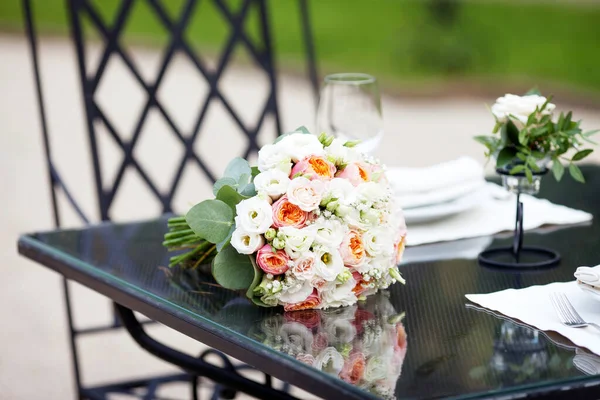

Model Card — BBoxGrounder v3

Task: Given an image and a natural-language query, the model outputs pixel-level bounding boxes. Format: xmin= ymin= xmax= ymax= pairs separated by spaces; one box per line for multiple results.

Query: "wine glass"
xmin=316 ymin=73 xmax=383 ymax=154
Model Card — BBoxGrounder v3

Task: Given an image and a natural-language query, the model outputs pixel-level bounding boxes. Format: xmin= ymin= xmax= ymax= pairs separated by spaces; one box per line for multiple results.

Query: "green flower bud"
xmin=326 ymin=200 xmax=339 ymax=212
xmin=336 ymin=269 xmax=352 ymax=283
xmin=273 ymin=238 xmax=285 ymax=250
xmin=389 ymin=267 xmax=406 ymax=284
xmin=343 ymin=139 xmax=361 ymax=148
xmin=265 ymin=228 xmax=277 ymax=241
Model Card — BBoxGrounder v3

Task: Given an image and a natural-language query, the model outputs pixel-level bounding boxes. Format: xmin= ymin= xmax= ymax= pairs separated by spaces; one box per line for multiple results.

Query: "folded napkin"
xmin=575 ymin=265 xmax=600 ymax=288
xmin=466 ymin=281 xmax=600 ymax=356
xmin=387 ymin=157 xmax=485 ymax=208
xmin=407 ymin=183 xmax=593 ymax=246
xmin=574 ymin=349 xmax=600 ymax=375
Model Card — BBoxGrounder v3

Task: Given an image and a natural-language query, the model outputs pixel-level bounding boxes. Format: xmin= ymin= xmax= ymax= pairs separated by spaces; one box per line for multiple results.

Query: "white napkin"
xmin=402 ymin=236 xmax=493 ymax=264
xmin=407 ymin=183 xmax=593 ymax=246
xmin=466 ymin=281 xmax=600 ymax=356
xmin=387 ymin=157 xmax=485 ymax=208
xmin=575 ymin=265 xmax=600 ymax=288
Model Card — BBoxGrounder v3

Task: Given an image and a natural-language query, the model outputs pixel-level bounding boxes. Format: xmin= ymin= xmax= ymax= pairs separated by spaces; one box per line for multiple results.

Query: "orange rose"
xmin=394 ymin=235 xmax=406 ymax=263
xmin=271 ymin=195 xmax=308 ymax=228
xmin=340 ymin=230 xmax=366 ymax=267
xmin=290 ymin=155 xmax=336 ymax=181
xmin=335 ymin=162 xmax=370 ymax=186
xmin=283 ymin=290 xmax=321 ymax=311
xmin=256 ymin=244 xmax=290 ymax=275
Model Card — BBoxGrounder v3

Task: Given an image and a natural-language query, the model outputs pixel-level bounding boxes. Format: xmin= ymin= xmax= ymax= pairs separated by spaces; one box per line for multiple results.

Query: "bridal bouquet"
xmin=164 ymin=127 xmax=407 ymax=310
xmin=251 ymin=293 xmax=407 ymax=398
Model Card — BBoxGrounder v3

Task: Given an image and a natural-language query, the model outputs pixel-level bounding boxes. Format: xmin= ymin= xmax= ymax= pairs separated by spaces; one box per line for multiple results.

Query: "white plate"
xmin=403 ymin=187 xmax=489 ymax=225
xmin=577 ymin=281 xmax=600 ymax=302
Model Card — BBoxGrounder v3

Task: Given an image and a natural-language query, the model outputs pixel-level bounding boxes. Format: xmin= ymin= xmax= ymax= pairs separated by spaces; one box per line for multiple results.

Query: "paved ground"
xmin=2 ymin=34 xmax=600 ymax=399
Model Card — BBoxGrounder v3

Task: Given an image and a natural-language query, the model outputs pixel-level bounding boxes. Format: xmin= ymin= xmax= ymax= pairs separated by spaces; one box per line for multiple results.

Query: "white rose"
xmin=342 ymin=207 xmax=378 ymax=230
xmin=325 ymin=318 xmax=356 ymax=344
xmin=356 ymin=181 xmax=387 ymax=204
xmin=314 ymin=347 xmax=344 ymax=375
xmin=230 ymin=228 xmax=264 ymax=255
xmin=257 ymin=143 xmax=293 ymax=174
xmin=278 ymin=279 xmax=313 ymax=304
xmin=491 ymin=94 xmax=555 ymax=126
xmin=277 ymin=133 xmax=324 ymax=162
xmin=320 ymin=278 xmax=357 ymax=309
xmin=235 ymin=197 xmax=273 ymax=234
xmin=312 ymin=219 xmax=346 ymax=249
xmin=324 ymin=138 xmax=360 ymax=165
xmin=323 ymin=178 xmax=355 ymax=205
xmin=363 ymin=227 xmax=394 ymax=257
xmin=254 ymin=169 xmax=291 ymax=200
xmin=313 ymin=248 xmax=344 ymax=282
xmin=279 ymin=226 xmax=316 ymax=259
xmin=287 ymin=177 xmax=325 ymax=212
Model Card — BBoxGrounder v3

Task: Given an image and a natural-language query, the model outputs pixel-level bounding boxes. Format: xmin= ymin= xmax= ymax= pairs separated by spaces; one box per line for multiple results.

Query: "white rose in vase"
xmin=491 ymin=94 xmax=555 ymax=128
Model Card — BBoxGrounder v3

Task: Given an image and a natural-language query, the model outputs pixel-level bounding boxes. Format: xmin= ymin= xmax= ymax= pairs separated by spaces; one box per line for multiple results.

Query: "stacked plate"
xmin=387 ymin=157 xmax=490 ymax=225
xmin=575 ymin=266 xmax=600 ymax=302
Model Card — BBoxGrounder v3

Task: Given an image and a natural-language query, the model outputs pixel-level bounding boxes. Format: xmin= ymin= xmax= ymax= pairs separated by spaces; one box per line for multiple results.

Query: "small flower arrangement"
xmin=475 ymin=90 xmax=598 ymax=182
xmin=164 ymin=127 xmax=407 ymax=310
xmin=251 ymin=293 xmax=407 ymax=398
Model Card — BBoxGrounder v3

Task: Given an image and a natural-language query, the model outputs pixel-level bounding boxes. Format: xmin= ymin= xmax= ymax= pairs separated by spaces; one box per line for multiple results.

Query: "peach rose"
xmin=351 ymin=271 xmax=370 ymax=297
xmin=395 ymin=323 xmax=407 ymax=351
xmin=290 ymin=155 xmax=336 ymax=181
xmin=340 ymin=230 xmax=366 ymax=267
xmin=340 ymin=352 xmax=366 ymax=384
xmin=394 ymin=235 xmax=407 ymax=263
xmin=292 ymin=253 xmax=316 ymax=280
xmin=283 ymin=290 xmax=321 ymax=311
xmin=256 ymin=244 xmax=290 ymax=275
xmin=272 ymin=195 xmax=308 ymax=228
xmin=335 ymin=162 xmax=370 ymax=186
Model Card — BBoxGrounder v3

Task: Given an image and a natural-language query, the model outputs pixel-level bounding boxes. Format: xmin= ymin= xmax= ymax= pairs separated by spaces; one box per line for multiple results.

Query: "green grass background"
xmin=2 ymin=0 xmax=600 ymax=94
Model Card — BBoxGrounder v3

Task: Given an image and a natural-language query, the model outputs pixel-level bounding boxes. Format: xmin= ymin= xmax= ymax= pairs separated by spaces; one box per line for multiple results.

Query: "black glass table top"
xmin=18 ymin=165 xmax=600 ymax=399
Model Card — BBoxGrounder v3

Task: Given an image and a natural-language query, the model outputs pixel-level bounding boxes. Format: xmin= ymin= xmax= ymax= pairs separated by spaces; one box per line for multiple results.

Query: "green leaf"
xmin=238 ymin=182 xmax=256 ymax=197
xmin=213 ymin=177 xmax=237 ymax=196
xmin=527 ymin=158 xmax=540 ymax=172
xmin=501 ymin=120 xmax=520 ymax=145
xmin=572 ymin=149 xmax=593 ymax=161
xmin=186 ymin=199 xmax=234 ymax=244
xmin=216 ymin=185 xmax=245 ymax=211
xmin=557 ymin=112 xmax=565 ymax=131
xmin=518 ymin=128 xmax=527 ymax=145
xmin=216 ymin=225 xmax=235 ymax=252
xmin=524 ymin=87 xmax=541 ymax=96
xmin=293 ymin=126 xmax=311 ymax=134
xmin=525 ymin=168 xmax=533 ymax=183
xmin=212 ymin=245 xmax=255 ymax=290
xmin=245 ymin=257 xmax=269 ymax=307
xmin=552 ymin=160 xmax=564 ymax=181
xmin=583 ymin=129 xmax=600 ymax=137
xmin=492 ymin=121 xmax=501 ymax=134
xmin=223 ymin=157 xmax=252 ymax=181
xmin=509 ymin=165 xmax=526 ymax=174
xmin=251 ymin=166 xmax=260 ymax=178
xmin=569 ymin=163 xmax=585 ymax=183
xmin=496 ymin=147 xmax=517 ymax=167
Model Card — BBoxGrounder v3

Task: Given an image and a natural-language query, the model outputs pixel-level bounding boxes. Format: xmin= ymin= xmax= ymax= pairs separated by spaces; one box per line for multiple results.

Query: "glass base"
xmin=501 ymin=175 xmax=542 ymax=195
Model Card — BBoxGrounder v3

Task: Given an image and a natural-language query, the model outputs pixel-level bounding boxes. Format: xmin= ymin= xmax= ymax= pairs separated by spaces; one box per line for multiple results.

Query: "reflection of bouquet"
xmin=164 ymin=128 xmax=407 ymax=310
xmin=252 ymin=294 xmax=407 ymax=398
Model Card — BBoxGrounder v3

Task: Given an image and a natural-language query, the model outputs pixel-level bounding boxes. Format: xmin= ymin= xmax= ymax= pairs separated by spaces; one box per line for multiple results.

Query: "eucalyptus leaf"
xmin=293 ymin=126 xmax=311 ymax=134
xmin=223 ymin=157 xmax=251 ymax=181
xmin=186 ymin=199 xmax=234 ymax=244
xmin=552 ymin=160 xmax=564 ymax=181
xmin=274 ymin=126 xmax=311 ymax=143
xmin=216 ymin=225 xmax=235 ymax=252
xmin=524 ymin=87 xmax=541 ymax=96
xmin=212 ymin=245 xmax=255 ymax=290
xmin=572 ymin=149 xmax=593 ymax=161
xmin=245 ymin=257 xmax=268 ymax=307
xmin=239 ymin=182 xmax=257 ymax=197
xmin=569 ymin=163 xmax=585 ymax=183
xmin=213 ymin=177 xmax=237 ymax=196
xmin=216 ymin=185 xmax=245 ymax=211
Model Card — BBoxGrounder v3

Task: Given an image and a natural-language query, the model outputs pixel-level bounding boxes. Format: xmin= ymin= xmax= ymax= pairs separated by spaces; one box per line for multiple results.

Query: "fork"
xmin=550 ymin=292 xmax=600 ymax=332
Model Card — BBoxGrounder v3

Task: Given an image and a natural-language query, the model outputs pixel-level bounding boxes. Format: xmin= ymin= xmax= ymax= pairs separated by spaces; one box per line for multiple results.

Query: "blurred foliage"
xmin=1 ymin=0 xmax=600 ymax=92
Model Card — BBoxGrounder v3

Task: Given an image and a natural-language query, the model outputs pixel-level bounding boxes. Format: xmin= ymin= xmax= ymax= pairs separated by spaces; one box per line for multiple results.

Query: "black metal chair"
xmin=23 ymin=0 xmax=318 ymax=398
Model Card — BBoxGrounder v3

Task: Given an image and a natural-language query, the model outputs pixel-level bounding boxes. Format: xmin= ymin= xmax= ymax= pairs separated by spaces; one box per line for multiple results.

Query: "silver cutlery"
xmin=550 ymin=292 xmax=600 ymax=332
